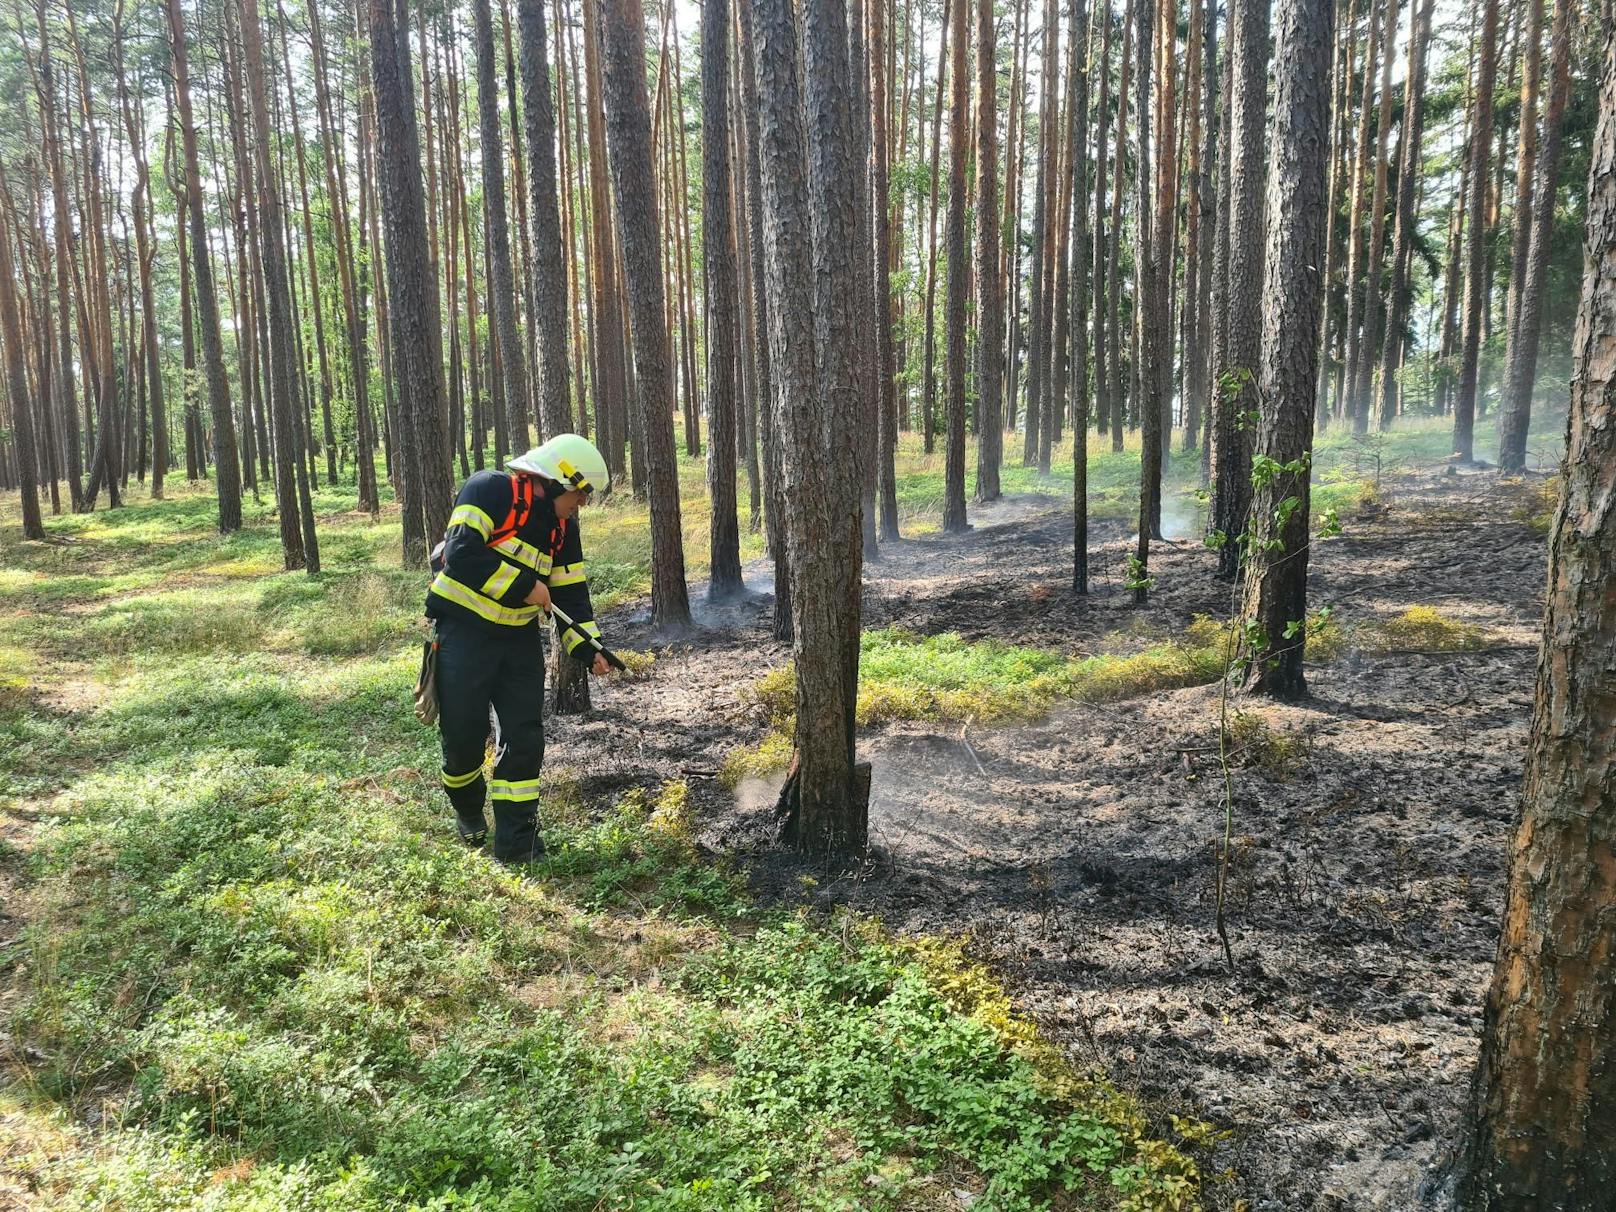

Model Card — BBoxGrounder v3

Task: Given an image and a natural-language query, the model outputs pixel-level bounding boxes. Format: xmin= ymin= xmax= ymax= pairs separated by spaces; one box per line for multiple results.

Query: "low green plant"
xmin=1225 ymin=711 xmax=1306 ymax=781
xmin=1508 ymin=476 xmax=1560 ymax=535
xmin=1369 ymin=605 xmax=1489 ymax=652
xmin=747 ymin=624 xmax=1232 ymax=733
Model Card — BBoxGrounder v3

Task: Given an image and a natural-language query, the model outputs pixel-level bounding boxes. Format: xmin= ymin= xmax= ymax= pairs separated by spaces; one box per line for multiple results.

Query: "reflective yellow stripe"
xmin=492 ymin=534 xmax=548 ymax=573
xmin=548 ymin=561 xmax=587 ymax=588
xmin=489 ymin=777 xmax=543 ymax=802
xmin=481 ymin=562 xmax=519 ymax=598
xmin=449 ymin=504 xmax=494 ymax=539
xmin=563 ymin=620 xmax=602 ymax=653
xmin=429 ymin=572 xmax=544 ymax=626
xmin=442 ymin=765 xmax=484 ymax=789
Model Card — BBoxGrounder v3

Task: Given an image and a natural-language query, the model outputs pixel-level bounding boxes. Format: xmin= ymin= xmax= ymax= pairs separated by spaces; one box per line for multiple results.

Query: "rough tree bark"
xmin=1377 ymin=0 xmax=1435 ymax=430
xmin=973 ymin=0 xmax=1003 ymax=504
xmin=1238 ymin=0 xmax=1332 ymax=699
xmin=1211 ymin=0 xmax=1266 ymax=579
xmin=873 ymin=0 xmax=901 ymax=538
xmin=598 ymin=0 xmax=692 ymax=627
xmin=942 ymin=0 xmax=970 ymax=532
xmin=165 ymin=0 xmax=243 ymax=533
xmin=368 ymin=0 xmax=454 ymax=566
xmin=241 ymin=0 xmax=318 ymax=573
xmin=1456 ymin=34 xmax=1616 ymax=1201
xmin=518 ymin=0 xmax=575 ymax=442
xmin=474 ymin=0 xmax=533 ymax=455
xmin=0 ymin=194 xmax=44 ymax=539
xmin=1350 ymin=0 xmax=1400 ymax=432
xmin=750 ymin=0 xmax=867 ymax=854
xmin=1498 ymin=0 xmax=1574 ymax=469
xmin=1453 ymin=0 xmax=1500 ymax=463
xmin=704 ymin=0 xmax=745 ymax=597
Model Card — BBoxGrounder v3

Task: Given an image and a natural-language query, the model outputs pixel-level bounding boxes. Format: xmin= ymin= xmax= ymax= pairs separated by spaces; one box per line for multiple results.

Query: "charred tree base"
xmin=773 ymin=755 xmax=872 ymax=857
xmin=550 ymin=648 xmax=592 ymax=715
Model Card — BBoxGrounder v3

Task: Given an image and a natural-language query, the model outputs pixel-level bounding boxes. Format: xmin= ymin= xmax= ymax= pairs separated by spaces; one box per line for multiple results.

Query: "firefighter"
xmin=426 ymin=433 xmax=613 ymax=866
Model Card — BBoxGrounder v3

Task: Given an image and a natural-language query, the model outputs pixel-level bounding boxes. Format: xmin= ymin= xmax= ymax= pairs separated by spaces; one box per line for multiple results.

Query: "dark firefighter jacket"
xmin=425 ymin=470 xmax=602 ymax=661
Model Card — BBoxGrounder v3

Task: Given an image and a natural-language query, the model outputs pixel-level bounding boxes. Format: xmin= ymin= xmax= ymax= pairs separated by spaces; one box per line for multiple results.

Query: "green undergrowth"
xmin=9 ymin=747 xmax=1201 ymax=1210
xmin=722 ymin=625 xmax=1230 ymax=785
xmin=1306 ymin=604 xmax=1494 ymax=661
xmin=722 ymin=597 xmax=1499 ymax=784
xmin=801 ymin=625 xmax=1230 ymax=726
xmin=2 ymin=488 xmax=1203 ymax=1210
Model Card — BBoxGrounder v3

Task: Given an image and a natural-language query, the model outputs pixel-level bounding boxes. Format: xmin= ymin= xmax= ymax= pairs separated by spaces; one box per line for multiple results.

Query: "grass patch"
xmin=748 ymin=624 xmax=1231 ymax=732
xmin=1507 ymin=475 xmax=1560 ymax=535
xmin=1225 ymin=711 xmax=1308 ymax=781
xmin=1307 ymin=605 xmax=1493 ymax=660
xmin=724 ymin=624 xmax=1232 ymax=783
xmin=717 ymin=729 xmax=795 ymax=789
xmin=1366 ymin=605 xmax=1491 ymax=653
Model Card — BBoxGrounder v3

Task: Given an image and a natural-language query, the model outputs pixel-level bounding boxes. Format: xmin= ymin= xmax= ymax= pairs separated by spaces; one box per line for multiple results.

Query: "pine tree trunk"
xmin=1070 ymin=0 xmax=1094 ymax=589
xmin=973 ymin=0 xmax=1003 ymax=504
xmin=0 ymin=196 xmax=44 ymax=539
xmin=704 ymin=0 xmax=744 ymax=597
xmin=1341 ymin=0 xmax=1383 ymax=427
xmin=873 ymin=0 xmax=901 ymax=538
xmin=474 ymin=0 xmax=533 ymax=456
xmin=1047 ymin=0 xmax=1084 ymax=477
xmin=751 ymin=0 xmax=867 ymax=854
xmin=1316 ymin=5 xmax=1355 ymax=425
xmin=920 ymin=0 xmax=949 ymax=456
xmin=165 ymin=0 xmax=243 ymax=532
xmin=1193 ymin=0 xmax=1216 ymax=467
xmin=598 ymin=0 xmax=692 ymax=628
xmin=1377 ymin=0 xmax=1435 ymax=430
xmin=1107 ymin=0 xmax=1131 ymax=454
xmin=518 ymin=0 xmax=575 ymax=442
xmin=582 ymin=0 xmax=630 ymax=480
xmin=1350 ymin=0 xmax=1400 ymax=432
xmin=942 ymin=0 xmax=971 ymax=532
xmin=1210 ymin=0 xmax=1266 ymax=580
xmin=30 ymin=10 xmax=85 ymax=512
xmin=368 ymin=0 xmax=454 ymax=566
xmin=1453 ymin=0 xmax=1500 ymax=462
xmin=276 ymin=3 xmax=335 ymax=490
xmin=1456 ymin=38 xmax=1616 ymax=1198
xmin=1025 ymin=0 xmax=1058 ymax=468
xmin=1140 ymin=0 xmax=1173 ymax=552
xmin=1238 ymin=0 xmax=1332 ymax=699
xmin=241 ymin=0 xmax=318 ymax=573
xmin=736 ymin=0 xmax=792 ymax=639
xmin=1498 ymin=0 xmax=1571 ymax=469
xmin=111 ymin=13 xmax=167 ymax=502
xmin=1180 ymin=0 xmax=1204 ymax=455
xmin=1091 ymin=0 xmax=1113 ymax=457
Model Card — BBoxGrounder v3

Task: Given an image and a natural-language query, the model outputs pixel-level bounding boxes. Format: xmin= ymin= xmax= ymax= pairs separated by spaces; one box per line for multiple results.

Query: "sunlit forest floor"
xmin=0 ymin=411 xmax=1559 ymax=1210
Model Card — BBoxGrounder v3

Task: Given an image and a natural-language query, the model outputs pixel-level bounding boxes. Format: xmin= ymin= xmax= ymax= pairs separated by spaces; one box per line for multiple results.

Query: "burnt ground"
xmin=555 ymin=466 xmax=1548 ymax=1211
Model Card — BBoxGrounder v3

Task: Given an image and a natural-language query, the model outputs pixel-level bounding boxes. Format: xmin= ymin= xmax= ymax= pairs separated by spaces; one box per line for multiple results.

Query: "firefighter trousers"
xmin=435 ymin=614 xmax=546 ymax=863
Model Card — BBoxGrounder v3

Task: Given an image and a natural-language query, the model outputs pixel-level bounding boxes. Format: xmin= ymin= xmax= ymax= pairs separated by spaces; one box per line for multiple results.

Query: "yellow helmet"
xmin=508 ymin=433 xmax=610 ymax=498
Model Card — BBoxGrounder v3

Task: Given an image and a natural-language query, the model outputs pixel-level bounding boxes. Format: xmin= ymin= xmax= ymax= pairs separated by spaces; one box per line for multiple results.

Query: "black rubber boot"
xmin=454 ymin=805 xmax=488 ymax=846
xmin=491 ymin=801 xmax=544 ymax=867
